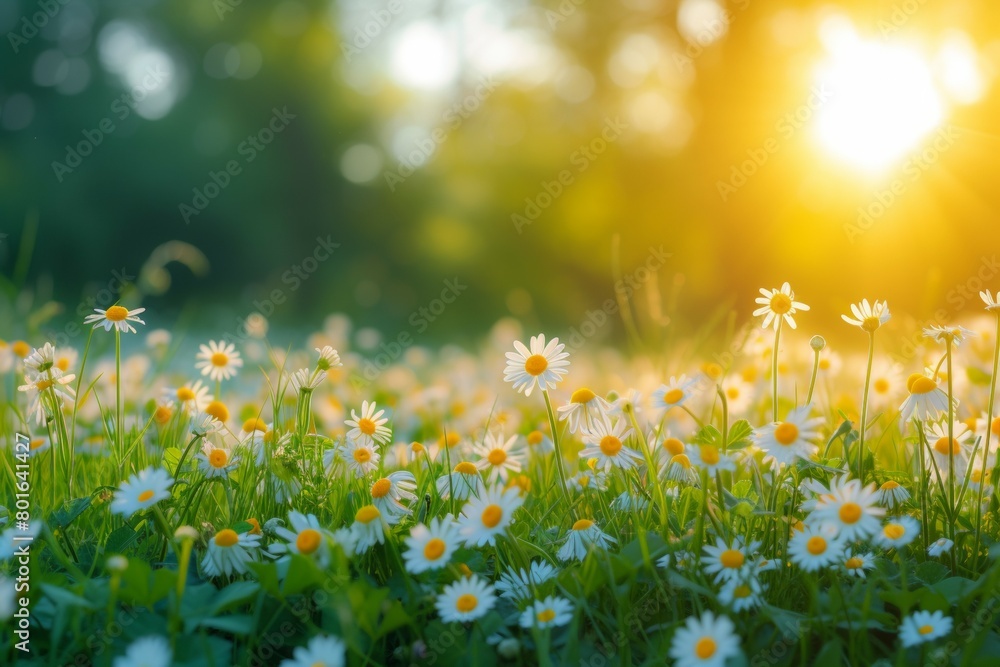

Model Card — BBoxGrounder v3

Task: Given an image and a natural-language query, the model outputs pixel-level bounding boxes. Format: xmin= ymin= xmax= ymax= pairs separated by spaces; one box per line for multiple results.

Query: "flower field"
xmin=4 ymin=286 xmax=1000 ymax=667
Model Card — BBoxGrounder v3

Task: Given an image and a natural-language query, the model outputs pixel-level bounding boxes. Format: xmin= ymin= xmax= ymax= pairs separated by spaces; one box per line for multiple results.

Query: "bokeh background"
xmin=2 ymin=0 xmax=1000 ymax=347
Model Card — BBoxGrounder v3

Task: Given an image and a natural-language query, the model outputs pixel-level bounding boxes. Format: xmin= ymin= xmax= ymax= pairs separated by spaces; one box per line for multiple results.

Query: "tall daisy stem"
xmin=771 ymin=320 xmax=782 ymax=423
xmin=542 ymin=390 xmax=573 ymax=514
xmin=115 ymin=329 xmax=123 ymax=464
xmin=805 ymin=346 xmax=821 ymax=407
xmin=946 ymin=339 xmax=956 ymax=519
xmin=972 ymin=312 xmax=1000 ymax=573
xmin=858 ymin=332 xmax=875 ymax=484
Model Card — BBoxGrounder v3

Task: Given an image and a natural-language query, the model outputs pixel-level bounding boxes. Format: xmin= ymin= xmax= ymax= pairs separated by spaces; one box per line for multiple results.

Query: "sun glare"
xmin=813 ymin=21 xmax=945 ymax=172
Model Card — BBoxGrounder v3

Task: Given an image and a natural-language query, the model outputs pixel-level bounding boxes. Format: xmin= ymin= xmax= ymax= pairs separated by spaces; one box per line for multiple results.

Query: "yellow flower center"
xmin=720 ymin=549 xmax=744 ymax=569
xmin=30 ymin=439 xmax=46 ymax=450
xmin=11 ymin=341 xmax=30 ymax=357
xmin=105 ymin=306 xmax=129 ymax=322
xmin=56 ymin=358 xmax=70 ymax=371
xmin=527 ymin=430 xmax=544 ymax=446
xmin=214 ymin=529 xmax=239 ymax=547
xmin=703 ymin=362 xmax=723 ymax=379
xmin=819 ymin=358 xmax=831 ymax=370
xmin=177 ymin=387 xmax=196 ymax=401
xmin=355 ymin=505 xmax=380 ymax=524
xmin=571 ymin=388 xmax=596 ymax=404
xmin=774 ymin=422 xmax=799 ymax=446
xmin=578 ymin=474 xmax=590 ymax=487
xmin=992 ymin=417 xmax=1000 ymax=436
xmin=296 ymin=528 xmax=322 ymax=554
xmin=726 ymin=386 xmax=740 ymax=400
xmin=371 ymin=478 xmax=392 ymax=498
xmin=918 ymin=624 xmax=934 ymax=635
xmin=357 ymin=417 xmax=376 ymax=436
xmin=839 ymin=502 xmax=862 ymax=524
xmin=874 ymin=378 xmax=890 ymax=394
xmin=524 ymin=354 xmax=548 ymax=376
xmin=138 ymin=490 xmax=155 ymax=502
xmin=210 ymin=352 xmax=229 ymax=367
xmin=845 ymin=557 xmax=863 ymax=569
xmin=35 ymin=379 xmax=53 ymax=391
xmin=353 ymin=448 xmax=372 ymax=464
xmin=440 ymin=432 xmax=461 ymax=448
xmin=862 ymin=316 xmax=882 ymax=332
xmin=206 ymin=400 xmax=229 ymax=422
xmin=880 ymin=480 xmax=900 ymax=490
xmin=600 ymin=435 xmax=622 ymax=456
xmin=209 ymin=449 xmax=228 ymax=468
xmin=664 ymin=437 xmax=685 ymax=456
xmin=537 ymin=608 xmax=556 ymax=623
xmin=934 ymin=437 xmax=961 ymax=456
xmin=454 ymin=461 xmax=478 ymax=475
xmin=487 ymin=449 xmax=507 ymax=466
xmin=423 ymin=538 xmax=446 ymax=560
xmin=770 ymin=293 xmax=792 ymax=314
xmin=455 ymin=594 xmax=478 ymax=613
xmin=733 ymin=584 xmax=752 ymax=598
xmin=807 ymin=536 xmax=827 ymax=555
xmin=908 ymin=375 xmax=936 ymax=394
xmin=481 ymin=504 xmax=503 ymax=528
xmin=246 ymin=518 xmax=261 ymax=534
xmin=664 ymin=388 xmax=684 ymax=404
xmin=242 ymin=418 xmax=267 ymax=433
xmin=153 ymin=406 xmax=172 ymax=424
xmin=700 ymin=445 xmax=720 ymax=465
xmin=883 ymin=524 xmax=905 ymax=540
xmin=572 ymin=519 xmax=593 ymax=531
xmin=670 ymin=454 xmax=692 ymax=469
xmin=971 ymin=469 xmax=988 ymax=484
xmin=411 ymin=441 xmax=425 ymax=453
xmin=695 ymin=637 xmax=717 ymax=659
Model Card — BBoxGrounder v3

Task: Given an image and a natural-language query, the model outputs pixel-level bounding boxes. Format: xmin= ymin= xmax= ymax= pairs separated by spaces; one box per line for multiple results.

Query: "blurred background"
xmin=2 ymin=0 xmax=1000 ymax=349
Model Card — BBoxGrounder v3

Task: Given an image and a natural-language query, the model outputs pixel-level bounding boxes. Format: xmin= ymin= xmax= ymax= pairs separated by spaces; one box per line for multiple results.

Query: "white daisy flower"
xmin=197 ymin=440 xmax=239 ymax=479
xmin=899 ymin=374 xmax=952 ymax=423
xmin=753 ymin=282 xmax=809 ymax=330
xmin=661 ymin=453 xmax=699 ymax=485
xmin=899 ymin=610 xmax=953 ymax=648
xmin=927 ymin=537 xmax=954 ymax=558
xmin=702 ymin=537 xmax=758 ymax=583
xmin=503 ymin=334 xmax=570 ymax=397
xmin=473 ymin=431 xmax=525 ymax=484
xmin=166 ymin=380 xmax=210 ymax=413
xmin=17 ymin=371 xmax=76 ymax=425
xmin=980 ymin=290 xmax=1000 ymax=311
xmin=566 ymin=468 xmax=607 ymax=492
xmin=458 ymin=486 xmax=523 ymax=547
xmin=611 ymin=490 xmax=648 ymax=512
xmin=341 ymin=439 xmax=380 ymax=478
xmin=652 ymin=375 xmax=697 ymax=411
xmin=345 ymin=400 xmax=392 ymax=446
xmin=436 ymin=574 xmax=496 ymax=624
xmin=788 ymin=524 xmax=844 ymax=572
xmin=875 ymin=480 xmax=911 ymax=509
xmin=557 ymin=518 xmax=616 ymax=562
xmin=23 ymin=342 xmax=56 ymax=374
xmin=351 ymin=505 xmax=386 ymax=551
xmin=289 ymin=368 xmax=325 ymax=393
xmin=195 ymin=340 xmax=243 ymax=382
xmin=523 ymin=429 xmax=555 ymax=455
xmin=369 ymin=472 xmax=416 ymax=524
xmin=924 ymin=421 xmax=973 ymax=478
xmin=754 ymin=405 xmax=824 ymax=467
xmin=718 ymin=568 xmax=765 ymax=612
xmin=315 ymin=346 xmax=342 ymax=370
xmin=874 ymin=516 xmax=921 ymax=549
xmin=403 ymin=516 xmax=461 ymax=574
xmin=689 ymin=443 xmax=736 ymax=475
xmin=923 ymin=324 xmax=975 ymax=347
xmin=809 ymin=476 xmax=884 ymax=541
xmin=495 ymin=561 xmax=559 ymax=602
xmin=112 ymin=636 xmax=171 ymax=667
xmin=841 ymin=299 xmax=891 ymax=332
xmin=25 ymin=435 xmax=51 ymax=458
xmin=556 ymin=387 xmax=612 ymax=434
xmin=841 ymin=549 xmax=875 ymax=579
xmin=578 ymin=416 xmax=642 ymax=472
xmin=279 ymin=635 xmax=346 ymax=667
xmin=110 ymin=467 xmax=173 ymax=518
xmin=201 ymin=529 xmax=260 ymax=577
xmin=657 ymin=549 xmax=696 ymax=573
xmin=669 ymin=610 xmax=742 ymax=667
xmin=271 ymin=512 xmax=354 ymax=565
xmin=84 ymin=305 xmax=147 ymax=334
xmin=720 ymin=378 xmax=753 ymax=415
xmin=436 ymin=461 xmax=485 ymax=500
xmin=519 ymin=595 xmax=574 ymax=629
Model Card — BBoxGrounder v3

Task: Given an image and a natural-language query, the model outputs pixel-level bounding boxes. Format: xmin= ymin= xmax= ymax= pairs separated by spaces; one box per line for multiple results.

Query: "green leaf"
xmin=106 ymin=525 xmax=139 ymax=553
xmin=196 ymin=614 xmax=255 ymax=634
xmin=210 ymin=581 xmax=261 ymax=615
xmin=40 ymin=583 xmax=96 ymax=610
xmin=812 ymin=639 xmax=844 ymax=667
xmin=693 ymin=424 xmax=722 ymax=445
xmin=728 ymin=419 xmax=754 ymax=446
xmin=931 ymin=577 xmax=978 ymax=605
xmin=162 ymin=447 xmax=182 ymax=469
xmin=49 ymin=496 xmax=92 ymax=529
xmin=282 ymin=554 xmax=325 ymax=596
xmin=231 ymin=521 xmax=254 ymax=534
xmin=915 ymin=561 xmax=950 ymax=585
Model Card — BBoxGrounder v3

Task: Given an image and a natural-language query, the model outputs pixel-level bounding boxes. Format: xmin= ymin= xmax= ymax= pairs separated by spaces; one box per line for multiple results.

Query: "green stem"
xmin=805 ymin=347 xmax=821 ymax=407
xmin=542 ymin=390 xmax=574 ymax=518
xmin=771 ymin=319 xmax=782 ymax=422
xmin=858 ymin=332 xmax=875 ymax=484
xmin=972 ymin=312 xmax=1000 ymax=573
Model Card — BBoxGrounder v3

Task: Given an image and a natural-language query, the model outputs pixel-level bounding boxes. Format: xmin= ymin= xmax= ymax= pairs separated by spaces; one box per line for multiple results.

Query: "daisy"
xmin=345 ymin=400 xmax=392 ymax=446
xmin=435 ymin=575 xmax=496 ymax=623
xmin=720 ymin=378 xmax=753 ymax=414
xmin=197 ymin=440 xmax=239 ymax=479
xmin=190 ymin=411 xmax=223 ymax=437
xmin=652 ymin=375 xmax=697 ymax=411
xmin=899 ymin=610 xmax=953 ymax=648
xmin=567 ymin=468 xmax=607 ymax=492
xmin=924 ymin=420 xmax=973 ymax=478
xmin=899 ymin=373 xmax=953 ymax=423
xmin=868 ymin=361 xmax=903 ymax=410
xmin=809 ymin=476 xmax=884 ymax=541
xmin=788 ymin=524 xmax=844 ymax=572
xmin=503 ymin=334 xmax=570 ymax=397
xmin=17 ymin=371 xmax=76 ymax=424
xmin=436 ymin=461 xmax=485 ymax=500
xmin=557 ymin=387 xmax=612 ymax=434
xmin=718 ymin=568 xmax=765 ymax=612
xmin=557 ymin=518 xmax=616 ymax=562
xmin=661 ymin=453 xmax=699 ymax=484
xmin=841 ymin=299 xmax=891 ymax=332
xmin=875 ymin=480 xmax=911 ymax=509
xmin=351 ymin=505 xmax=385 ymax=551
xmin=113 ymin=636 xmax=171 ymax=667
xmin=495 ymin=561 xmax=559 ymax=602
xmin=201 ymin=529 xmax=260 ymax=577
xmin=923 ymin=324 xmax=976 ymax=347
xmin=669 ymin=611 xmax=742 ymax=667
xmin=689 ymin=443 xmax=736 ymax=475
xmin=841 ymin=549 xmax=875 ymax=579
xmin=927 ymin=538 xmax=954 ymax=558
xmin=473 ymin=431 xmax=525 ymax=484
xmin=84 ymin=305 xmax=146 ymax=334
xmin=523 ymin=429 xmax=555 ymax=455
xmin=342 ymin=439 xmax=380 ymax=478
xmin=874 ymin=516 xmax=920 ymax=549
xmin=279 ymin=635 xmax=346 ymax=667
xmin=579 ymin=416 xmax=642 ymax=472
xmin=403 ymin=516 xmax=461 ymax=574
xmin=315 ymin=346 xmax=342 ymax=370
xmin=458 ymin=486 xmax=523 ymax=547
xmin=753 ymin=405 xmax=824 ymax=466
xmin=753 ymin=282 xmax=809 ymax=330
xmin=981 ymin=290 xmax=1000 ymax=311
xmin=195 ymin=340 xmax=243 ymax=382
xmin=657 ymin=549 xmax=696 ymax=573
xmin=270 ymin=512 xmax=351 ymax=566
xmin=370 ymin=471 xmax=417 ymax=523
xmin=702 ymin=537 xmax=758 ymax=583
xmin=26 ymin=435 xmax=51 ymax=458
xmin=289 ymin=368 xmax=325 ymax=393
xmin=166 ymin=380 xmax=210 ymax=413
xmin=519 ymin=595 xmax=574 ymax=629
xmin=110 ymin=467 xmax=173 ymax=518
xmin=23 ymin=342 xmax=56 ymax=374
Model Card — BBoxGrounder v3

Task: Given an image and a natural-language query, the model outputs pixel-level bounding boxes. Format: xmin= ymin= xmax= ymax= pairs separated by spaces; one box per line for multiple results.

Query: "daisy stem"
xmin=972 ymin=312 xmax=1000 ymax=573
xmin=627 ymin=409 xmax=667 ymax=533
xmin=70 ymin=329 xmax=94 ymax=492
xmin=173 ymin=434 xmax=204 ymax=479
xmin=946 ymin=339 xmax=956 ymax=524
xmin=115 ymin=328 xmax=123 ymax=465
xmin=805 ymin=345 xmax=821 ymax=407
xmin=542 ymin=390 xmax=574 ymax=517
xmin=914 ymin=419 xmax=931 ymax=555
xmin=771 ymin=319 xmax=782 ymax=423
xmin=858 ymin=332 xmax=875 ymax=484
